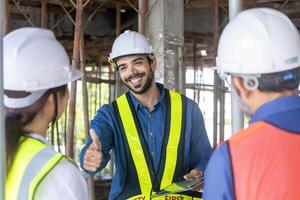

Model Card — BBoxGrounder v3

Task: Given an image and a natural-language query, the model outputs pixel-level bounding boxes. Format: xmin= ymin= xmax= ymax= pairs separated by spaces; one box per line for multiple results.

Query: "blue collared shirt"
xmin=80 ymin=83 xmax=212 ymax=199
xmin=203 ymin=96 xmax=300 ymax=200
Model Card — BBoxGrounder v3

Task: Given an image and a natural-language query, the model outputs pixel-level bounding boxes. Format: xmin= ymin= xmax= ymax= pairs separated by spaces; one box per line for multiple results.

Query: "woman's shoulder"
xmin=34 ymin=159 xmax=88 ymax=200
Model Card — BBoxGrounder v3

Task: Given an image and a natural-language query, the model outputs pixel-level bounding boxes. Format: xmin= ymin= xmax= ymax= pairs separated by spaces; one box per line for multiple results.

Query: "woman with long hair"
xmin=4 ymin=27 xmax=88 ymax=200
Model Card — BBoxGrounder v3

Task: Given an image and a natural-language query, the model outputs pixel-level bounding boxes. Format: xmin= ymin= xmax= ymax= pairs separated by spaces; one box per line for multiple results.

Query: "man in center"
xmin=80 ymin=30 xmax=212 ymax=199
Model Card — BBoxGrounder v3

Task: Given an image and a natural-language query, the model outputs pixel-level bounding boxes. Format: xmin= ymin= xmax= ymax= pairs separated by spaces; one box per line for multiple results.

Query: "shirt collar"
xmin=250 ymin=96 xmax=300 ymax=123
xmin=129 ymin=83 xmax=166 ymax=111
xmin=29 ymin=133 xmax=52 ymax=147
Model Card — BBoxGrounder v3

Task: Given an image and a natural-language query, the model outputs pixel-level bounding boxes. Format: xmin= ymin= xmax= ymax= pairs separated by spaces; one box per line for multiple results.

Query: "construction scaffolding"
xmin=2 ymin=0 xmax=300 ymax=199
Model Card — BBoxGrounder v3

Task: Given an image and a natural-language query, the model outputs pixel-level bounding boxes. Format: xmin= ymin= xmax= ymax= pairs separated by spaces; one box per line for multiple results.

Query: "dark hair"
xmin=5 ymin=85 xmax=67 ymax=171
xmin=146 ymin=56 xmax=154 ymax=64
xmin=258 ymin=67 xmax=300 ymax=92
xmin=114 ymin=54 xmax=154 ymax=70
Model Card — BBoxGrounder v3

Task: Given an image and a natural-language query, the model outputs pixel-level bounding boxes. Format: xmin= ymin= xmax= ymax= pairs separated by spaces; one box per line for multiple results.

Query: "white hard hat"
xmin=216 ymin=8 xmax=300 ymax=77
xmin=4 ymin=27 xmax=82 ymax=108
xmin=109 ymin=30 xmax=153 ymax=61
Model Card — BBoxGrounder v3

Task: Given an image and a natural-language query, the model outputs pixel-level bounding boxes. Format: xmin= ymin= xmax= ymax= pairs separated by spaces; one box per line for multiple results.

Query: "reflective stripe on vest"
xmin=6 ymin=137 xmax=64 ymax=200
xmin=160 ymin=90 xmax=183 ymax=189
xmin=115 ymin=89 xmax=185 ymax=199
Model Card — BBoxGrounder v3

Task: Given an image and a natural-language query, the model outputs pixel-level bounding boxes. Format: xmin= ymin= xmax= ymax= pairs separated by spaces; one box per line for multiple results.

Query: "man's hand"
xmin=83 ymin=129 xmax=103 ymax=172
xmin=184 ymin=169 xmax=204 ymax=191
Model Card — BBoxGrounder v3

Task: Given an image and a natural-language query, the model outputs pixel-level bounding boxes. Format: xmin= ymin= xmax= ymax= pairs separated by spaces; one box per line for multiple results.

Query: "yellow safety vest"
xmin=114 ymin=89 xmax=202 ymax=200
xmin=6 ymin=136 xmax=65 ymax=200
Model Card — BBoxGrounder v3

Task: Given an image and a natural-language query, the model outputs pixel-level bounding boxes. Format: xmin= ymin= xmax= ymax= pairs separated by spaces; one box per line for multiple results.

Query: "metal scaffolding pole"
xmin=0 ymin=0 xmax=6 ymax=199
xmin=212 ymin=0 xmax=225 ymax=146
xmin=212 ymin=0 xmax=218 ymax=147
xmin=229 ymin=0 xmax=242 ymax=21
xmin=229 ymin=0 xmax=244 ymax=133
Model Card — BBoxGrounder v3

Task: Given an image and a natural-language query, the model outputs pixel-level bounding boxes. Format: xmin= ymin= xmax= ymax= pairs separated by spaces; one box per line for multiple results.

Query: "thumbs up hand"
xmin=83 ymin=129 xmax=103 ymax=172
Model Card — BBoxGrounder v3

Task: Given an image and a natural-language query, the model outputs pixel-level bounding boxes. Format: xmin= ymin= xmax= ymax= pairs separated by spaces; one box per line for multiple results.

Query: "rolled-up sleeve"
xmin=79 ymin=105 xmax=114 ymax=174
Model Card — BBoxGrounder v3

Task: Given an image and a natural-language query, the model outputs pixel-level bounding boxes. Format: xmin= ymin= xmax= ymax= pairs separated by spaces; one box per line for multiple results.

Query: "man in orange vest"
xmin=204 ymin=8 xmax=300 ymax=200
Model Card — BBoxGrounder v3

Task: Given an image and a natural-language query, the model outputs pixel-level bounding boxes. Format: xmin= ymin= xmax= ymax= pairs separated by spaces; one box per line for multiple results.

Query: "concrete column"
xmin=146 ymin=0 xmax=184 ymax=92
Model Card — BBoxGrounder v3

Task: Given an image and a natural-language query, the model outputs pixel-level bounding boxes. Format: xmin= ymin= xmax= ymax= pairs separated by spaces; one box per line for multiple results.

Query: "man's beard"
xmin=124 ymin=69 xmax=154 ymax=94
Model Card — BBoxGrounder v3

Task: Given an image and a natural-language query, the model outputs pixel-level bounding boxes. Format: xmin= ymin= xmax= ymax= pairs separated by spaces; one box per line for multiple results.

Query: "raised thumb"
xmin=90 ymin=129 xmax=101 ymax=151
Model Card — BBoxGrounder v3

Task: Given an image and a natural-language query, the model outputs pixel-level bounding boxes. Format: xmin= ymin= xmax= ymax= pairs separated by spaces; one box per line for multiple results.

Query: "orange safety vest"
xmin=229 ymin=121 xmax=300 ymax=200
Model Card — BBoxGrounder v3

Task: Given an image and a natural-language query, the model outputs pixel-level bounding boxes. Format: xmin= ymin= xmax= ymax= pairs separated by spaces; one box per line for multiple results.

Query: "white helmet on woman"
xmin=4 ymin=27 xmax=82 ymax=108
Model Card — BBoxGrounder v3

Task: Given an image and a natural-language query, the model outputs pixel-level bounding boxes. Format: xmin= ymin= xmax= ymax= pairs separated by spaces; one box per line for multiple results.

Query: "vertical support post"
xmin=177 ymin=45 xmax=184 ymax=94
xmin=4 ymin=0 xmax=9 ymax=34
xmin=114 ymin=3 xmax=121 ymax=98
xmin=138 ymin=0 xmax=147 ymax=34
xmin=146 ymin=0 xmax=184 ymax=90
xmin=229 ymin=0 xmax=243 ymax=133
xmin=116 ymin=3 xmax=120 ymax=36
xmin=41 ymin=0 xmax=48 ymax=28
xmin=80 ymin=28 xmax=95 ymax=200
xmin=212 ymin=0 xmax=220 ymax=147
xmin=66 ymin=0 xmax=82 ymax=158
xmin=0 ymin=1 xmax=6 ymax=199
xmin=193 ymin=40 xmax=197 ymax=99
xmin=80 ymin=32 xmax=89 ymax=164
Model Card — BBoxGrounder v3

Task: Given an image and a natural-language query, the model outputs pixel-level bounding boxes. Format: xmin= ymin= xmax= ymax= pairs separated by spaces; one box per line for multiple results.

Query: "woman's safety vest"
xmin=6 ymin=136 xmax=65 ymax=200
xmin=113 ymin=89 xmax=202 ymax=200
xmin=229 ymin=121 xmax=300 ymax=200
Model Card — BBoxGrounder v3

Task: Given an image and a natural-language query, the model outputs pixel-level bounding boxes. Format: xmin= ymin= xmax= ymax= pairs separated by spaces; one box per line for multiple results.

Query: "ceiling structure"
xmin=4 ymin=0 xmax=300 ymax=71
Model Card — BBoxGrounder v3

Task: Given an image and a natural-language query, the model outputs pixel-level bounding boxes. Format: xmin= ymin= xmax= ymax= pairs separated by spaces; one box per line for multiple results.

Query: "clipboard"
xmin=151 ymin=176 xmax=204 ymax=198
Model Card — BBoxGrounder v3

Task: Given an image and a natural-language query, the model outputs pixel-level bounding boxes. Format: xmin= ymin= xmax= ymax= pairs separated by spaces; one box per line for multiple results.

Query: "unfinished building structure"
xmin=1 ymin=0 xmax=300 ymax=199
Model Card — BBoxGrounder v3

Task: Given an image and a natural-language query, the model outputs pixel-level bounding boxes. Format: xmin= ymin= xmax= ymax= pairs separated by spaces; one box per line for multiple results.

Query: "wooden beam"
xmin=116 ymin=3 xmax=121 ymax=35
xmin=4 ymin=0 xmax=10 ymax=34
xmin=138 ymin=0 xmax=147 ymax=34
xmin=41 ymin=0 xmax=48 ymax=28
xmin=66 ymin=0 xmax=82 ymax=159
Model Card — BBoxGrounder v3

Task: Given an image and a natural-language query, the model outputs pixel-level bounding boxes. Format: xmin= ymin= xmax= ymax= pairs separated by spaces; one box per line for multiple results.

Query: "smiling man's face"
xmin=116 ymin=55 xmax=156 ymax=94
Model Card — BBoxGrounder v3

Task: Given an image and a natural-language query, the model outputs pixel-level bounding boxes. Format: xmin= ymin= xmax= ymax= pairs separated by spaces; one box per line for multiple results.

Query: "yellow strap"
xmin=117 ymin=94 xmax=152 ymax=195
xmin=117 ymin=90 xmax=183 ymax=197
xmin=160 ymin=90 xmax=183 ymax=189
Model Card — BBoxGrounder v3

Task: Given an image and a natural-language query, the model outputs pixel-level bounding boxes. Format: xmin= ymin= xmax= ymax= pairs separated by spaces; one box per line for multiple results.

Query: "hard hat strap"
xmin=257 ymin=67 xmax=300 ymax=92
